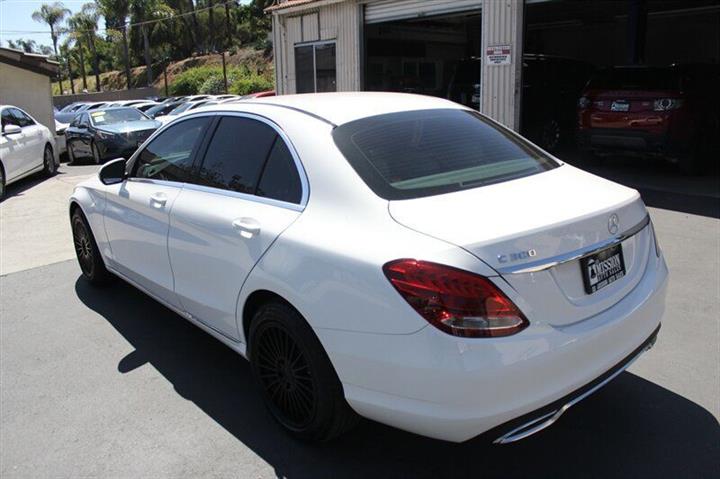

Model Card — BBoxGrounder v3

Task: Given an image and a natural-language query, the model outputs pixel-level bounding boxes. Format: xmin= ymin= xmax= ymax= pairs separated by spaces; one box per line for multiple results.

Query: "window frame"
xmin=294 ymin=40 xmax=337 ymax=94
xmin=185 ymin=112 xmax=309 ymax=211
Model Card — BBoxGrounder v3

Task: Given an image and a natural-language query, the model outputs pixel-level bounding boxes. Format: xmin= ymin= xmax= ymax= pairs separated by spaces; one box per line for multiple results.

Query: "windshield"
xmin=90 ymin=108 xmax=148 ymax=126
xmin=332 ymin=109 xmax=559 ymax=200
xmin=146 ymin=102 xmax=179 ymax=117
xmin=587 ymin=68 xmax=680 ymax=91
xmin=170 ymin=102 xmax=204 ymax=115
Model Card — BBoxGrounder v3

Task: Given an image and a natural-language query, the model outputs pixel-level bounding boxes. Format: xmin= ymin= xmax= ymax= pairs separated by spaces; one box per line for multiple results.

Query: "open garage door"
xmin=523 ymin=0 xmax=720 ymax=175
xmin=365 ymin=0 xmax=481 ymax=24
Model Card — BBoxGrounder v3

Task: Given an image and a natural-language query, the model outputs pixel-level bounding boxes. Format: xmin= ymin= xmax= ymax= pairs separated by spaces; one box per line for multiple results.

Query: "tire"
xmin=249 ymin=301 xmax=359 ymax=441
xmin=91 ymin=141 xmax=102 ymax=165
xmin=538 ymin=118 xmax=561 ymax=152
xmin=67 ymin=143 xmax=76 ymax=165
xmin=43 ymin=144 xmax=57 ymax=177
xmin=71 ymin=209 xmax=112 ymax=285
xmin=0 ymin=163 xmax=5 ymax=201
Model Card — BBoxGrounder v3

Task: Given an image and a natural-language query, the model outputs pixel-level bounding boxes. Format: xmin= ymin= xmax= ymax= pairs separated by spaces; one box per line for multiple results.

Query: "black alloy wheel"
xmin=255 ymin=323 xmax=318 ymax=430
xmin=249 ymin=302 xmax=359 ymax=441
xmin=540 ymin=118 xmax=561 ymax=152
xmin=71 ymin=210 xmax=112 ymax=284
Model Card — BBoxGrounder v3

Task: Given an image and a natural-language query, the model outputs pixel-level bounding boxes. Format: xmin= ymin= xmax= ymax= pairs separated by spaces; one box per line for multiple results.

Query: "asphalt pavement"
xmin=0 ymin=162 xmax=718 ymax=478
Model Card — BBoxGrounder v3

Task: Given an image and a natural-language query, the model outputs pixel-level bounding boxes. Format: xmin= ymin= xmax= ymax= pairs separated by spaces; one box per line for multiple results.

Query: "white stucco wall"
xmin=0 ymin=62 xmax=55 ymax=131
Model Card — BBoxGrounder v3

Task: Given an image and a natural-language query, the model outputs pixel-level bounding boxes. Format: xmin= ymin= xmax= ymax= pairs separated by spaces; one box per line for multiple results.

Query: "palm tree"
xmin=79 ymin=3 xmax=102 ymax=91
xmin=97 ymin=0 xmax=132 ymax=89
xmin=130 ymin=0 xmax=173 ymax=86
xmin=32 ymin=2 xmax=71 ymax=93
xmin=67 ymin=13 xmax=90 ymax=91
xmin=59 ymin=39 xmax=75 ymax=94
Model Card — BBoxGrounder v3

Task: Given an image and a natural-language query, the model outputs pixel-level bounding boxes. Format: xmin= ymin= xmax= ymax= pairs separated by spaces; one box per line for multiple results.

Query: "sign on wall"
xmin=486 ymin=45 xmax=512 ymax=65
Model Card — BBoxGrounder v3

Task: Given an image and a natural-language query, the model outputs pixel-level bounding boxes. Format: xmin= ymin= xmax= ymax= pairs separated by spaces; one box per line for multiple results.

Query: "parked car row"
xmin=54 ymin=91 xmax=277 ymax=164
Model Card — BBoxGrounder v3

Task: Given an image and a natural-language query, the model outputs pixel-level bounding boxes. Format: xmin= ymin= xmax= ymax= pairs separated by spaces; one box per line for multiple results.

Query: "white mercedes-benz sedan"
xmin=69 ymin=93 xmax=668 ymax=443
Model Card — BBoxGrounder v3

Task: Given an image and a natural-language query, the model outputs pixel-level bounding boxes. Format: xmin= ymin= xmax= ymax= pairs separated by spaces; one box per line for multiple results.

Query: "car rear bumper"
xmin=317 ymin=249 xmax=668 ymax=442
xmin=577 ymin=128 xmax=687 ymax=157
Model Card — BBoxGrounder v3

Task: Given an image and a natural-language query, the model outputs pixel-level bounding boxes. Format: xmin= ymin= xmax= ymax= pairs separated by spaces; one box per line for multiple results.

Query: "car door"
xmin=103 ymin=116 xmax=213 ymax=307
xmin=168 ymin=114 xmax=306 ymax=340
xmin=1 ymin=108 xmax=26 ymax=181
xmin=10 ymin=108 xmax=44 ymax=171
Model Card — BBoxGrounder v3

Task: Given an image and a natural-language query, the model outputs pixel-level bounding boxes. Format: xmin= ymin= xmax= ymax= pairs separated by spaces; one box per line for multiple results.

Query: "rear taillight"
xmin=578 ymin=96 xmax=591 ymax=109
xmin=653 ymin=98 xmax=684 ymax=111
xmin=383 ymin=259 xmax=529 ymax=338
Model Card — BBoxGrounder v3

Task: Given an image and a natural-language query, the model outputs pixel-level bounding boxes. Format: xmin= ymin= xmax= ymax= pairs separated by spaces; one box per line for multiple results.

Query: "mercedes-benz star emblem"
xmin=608 ymin=214 xmax=620 ymax=235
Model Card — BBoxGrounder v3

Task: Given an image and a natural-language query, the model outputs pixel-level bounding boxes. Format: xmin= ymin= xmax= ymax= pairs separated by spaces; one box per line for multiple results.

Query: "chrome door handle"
xmin=149 ymin=193 xmax=167 ymax=207
xmin=232 ymin=218 xmax=261 ymax=238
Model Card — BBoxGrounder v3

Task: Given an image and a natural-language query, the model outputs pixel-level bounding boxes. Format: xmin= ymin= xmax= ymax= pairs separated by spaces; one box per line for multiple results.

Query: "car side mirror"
xmin=2 ymin=124 xmax=22 ymax=135
xmin=99 ymin=158 xmax=127 ymax=185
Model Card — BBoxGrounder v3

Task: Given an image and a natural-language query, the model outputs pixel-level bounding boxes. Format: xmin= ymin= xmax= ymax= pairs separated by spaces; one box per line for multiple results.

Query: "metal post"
xmin=122 ymin=24 xmax=132 ymax=90
xmin=164 ymin=63 xmax=169 ymax=97
xmin=222 ymin=51 xmax=228 ymax=94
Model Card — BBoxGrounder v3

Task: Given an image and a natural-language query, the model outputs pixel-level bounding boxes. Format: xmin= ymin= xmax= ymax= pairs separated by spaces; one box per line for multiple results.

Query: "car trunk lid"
xmin=388 ymin=165 xmax=652 ymax=326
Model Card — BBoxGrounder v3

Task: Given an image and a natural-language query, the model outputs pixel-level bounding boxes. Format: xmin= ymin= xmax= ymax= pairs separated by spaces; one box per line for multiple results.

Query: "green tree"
xmin=32 ymin=2 xmax=71 ymax=92
xmin=96 ymin=0 xmax=132 ymax=89
xmin=67 ymin=5 xmax=101 ymax=92
xmin=130 ymin=0 xmax=173 ymax=86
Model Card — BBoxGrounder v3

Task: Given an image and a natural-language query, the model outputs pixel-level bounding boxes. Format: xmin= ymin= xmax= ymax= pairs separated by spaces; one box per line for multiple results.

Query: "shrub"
xmin=170 ymin=64 xmax=274 ymax=96
xmin=228 ymin=72 xmax=274 ymax=95
xmin=169 ymin=66 xmax=221 ymax=95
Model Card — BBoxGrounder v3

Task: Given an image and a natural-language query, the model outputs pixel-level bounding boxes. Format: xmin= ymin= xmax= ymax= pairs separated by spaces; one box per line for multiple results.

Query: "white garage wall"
xmin=272 ymin=0 xmax=361 ymax=94
xmin=0 ymin=62 xmax=55 ymax=132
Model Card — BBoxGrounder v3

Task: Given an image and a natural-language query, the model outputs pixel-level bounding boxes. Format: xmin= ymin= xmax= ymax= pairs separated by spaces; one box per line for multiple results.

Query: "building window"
xmin=295 ymin=42 xmax=337 ymax=93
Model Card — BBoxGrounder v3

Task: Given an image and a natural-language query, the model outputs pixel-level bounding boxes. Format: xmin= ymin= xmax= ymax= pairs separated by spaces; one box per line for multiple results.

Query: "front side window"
xmin=295 ymin=42 xmax=336 ymax=93
xmin=132 ymin=117 xmax=211 ymax=182
xmin=10 ymin=108 xmax=35 ymax=127
xmin=196 ymin=117 xmax=277 ymax=194
xmin=333 ymin=109 xmax=559 ymax=200
xmin=1 ymin=109 xmax=18 ymax=129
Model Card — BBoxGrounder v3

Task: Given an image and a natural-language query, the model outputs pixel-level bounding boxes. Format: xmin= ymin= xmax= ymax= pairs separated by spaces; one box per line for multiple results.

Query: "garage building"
xmin=0 ymin=47 xmax=59 ymax=132
xmin=266 ymin=0 xmax=719 ymax=156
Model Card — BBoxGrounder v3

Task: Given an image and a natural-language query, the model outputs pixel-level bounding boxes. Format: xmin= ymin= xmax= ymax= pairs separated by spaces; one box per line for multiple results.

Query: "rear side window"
xmin=197 ymin=117 xmax=277 ymax=194
xmin=257 ymin=138 xmax=302 ymax=204
xmin=332 ymin=109 xmax=558 ymax=200
xmin=133 ymin=117 xmax=210 ymax=182
xmin=10 ymin=108 xmax=35 ymax=127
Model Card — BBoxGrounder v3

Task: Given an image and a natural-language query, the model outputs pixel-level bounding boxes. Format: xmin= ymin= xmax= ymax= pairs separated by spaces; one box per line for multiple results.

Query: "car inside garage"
xmin=362 ymin=0 xmax=719 ymax=174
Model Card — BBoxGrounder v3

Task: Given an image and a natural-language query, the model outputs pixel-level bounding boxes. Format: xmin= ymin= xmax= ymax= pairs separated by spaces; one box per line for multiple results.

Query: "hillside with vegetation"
xmin=6 ymin=1 xmax=275 ymax=97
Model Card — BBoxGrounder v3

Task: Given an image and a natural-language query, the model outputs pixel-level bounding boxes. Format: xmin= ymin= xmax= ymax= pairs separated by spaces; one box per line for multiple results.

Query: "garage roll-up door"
xmin=364 ymin=0 xmax=482 ymax=24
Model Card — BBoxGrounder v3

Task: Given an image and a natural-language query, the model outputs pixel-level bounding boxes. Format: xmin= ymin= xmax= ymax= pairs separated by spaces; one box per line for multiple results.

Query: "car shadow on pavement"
xmin=75 ymin=277 xmax=720 ymax=479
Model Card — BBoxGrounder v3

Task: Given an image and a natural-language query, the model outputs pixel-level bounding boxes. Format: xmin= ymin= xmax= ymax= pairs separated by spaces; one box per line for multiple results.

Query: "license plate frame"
xmin=580 ymin=244 xmax=626 ymax=294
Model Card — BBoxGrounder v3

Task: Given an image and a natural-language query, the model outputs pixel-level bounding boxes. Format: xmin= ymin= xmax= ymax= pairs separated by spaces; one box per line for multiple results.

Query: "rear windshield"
xmin=587 ymin=68 xmax=680 ymax=91
xmin=332 ymin=109 xmax=558 ymax=200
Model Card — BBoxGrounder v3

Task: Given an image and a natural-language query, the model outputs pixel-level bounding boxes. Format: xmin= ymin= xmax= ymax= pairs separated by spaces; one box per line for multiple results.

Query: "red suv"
xmin=577 ymin=64 xmax=719 ymax=173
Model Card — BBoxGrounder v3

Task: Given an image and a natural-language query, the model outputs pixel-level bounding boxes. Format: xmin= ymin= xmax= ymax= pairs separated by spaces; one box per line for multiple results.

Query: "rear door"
xmin=168 ymin=114 xmax=305 ymax=340
xmin=103 ymin=116 xmax=213 ymax=306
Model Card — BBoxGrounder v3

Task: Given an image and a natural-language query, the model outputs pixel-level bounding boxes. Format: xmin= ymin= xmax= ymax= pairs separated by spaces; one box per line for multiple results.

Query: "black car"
xmin=447 ymin=54 xmax=595 ymax=152
xmin=145 ymin=101 xmax=184 ymax=119
xmin=65 ymin=108 xmax=161 ymax=164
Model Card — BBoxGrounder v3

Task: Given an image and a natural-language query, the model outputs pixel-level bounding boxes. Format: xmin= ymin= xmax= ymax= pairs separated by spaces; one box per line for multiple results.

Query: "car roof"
xmin=209 ymin=92 xmax=466 ymax=126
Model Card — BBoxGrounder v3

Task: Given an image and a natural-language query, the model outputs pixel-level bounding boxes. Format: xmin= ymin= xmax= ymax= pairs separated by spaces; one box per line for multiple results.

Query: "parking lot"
xmin=1 ymin=160 xmax=718 ymax=478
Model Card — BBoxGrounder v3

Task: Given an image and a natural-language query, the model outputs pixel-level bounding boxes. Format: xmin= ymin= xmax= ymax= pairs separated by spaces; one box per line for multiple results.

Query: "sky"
xmin=0 ymin=0 xmax=94 ymax=49
xmin=0 ymin=0 xmax=251 ymax=53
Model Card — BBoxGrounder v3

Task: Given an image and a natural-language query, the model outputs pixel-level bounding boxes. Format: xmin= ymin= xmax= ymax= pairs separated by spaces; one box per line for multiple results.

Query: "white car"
xmin=154 ymin=100 xmax=219 ymax=124
xmin=1 ymin=105 xmax=58 ymax=199
xmin=69 ymin=93 xmax=668 ymax=443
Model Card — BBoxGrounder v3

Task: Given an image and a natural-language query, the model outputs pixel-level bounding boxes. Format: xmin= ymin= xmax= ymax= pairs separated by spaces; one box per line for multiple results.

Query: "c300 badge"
xmin=498 ymin=249 xmax=537 ymax=264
